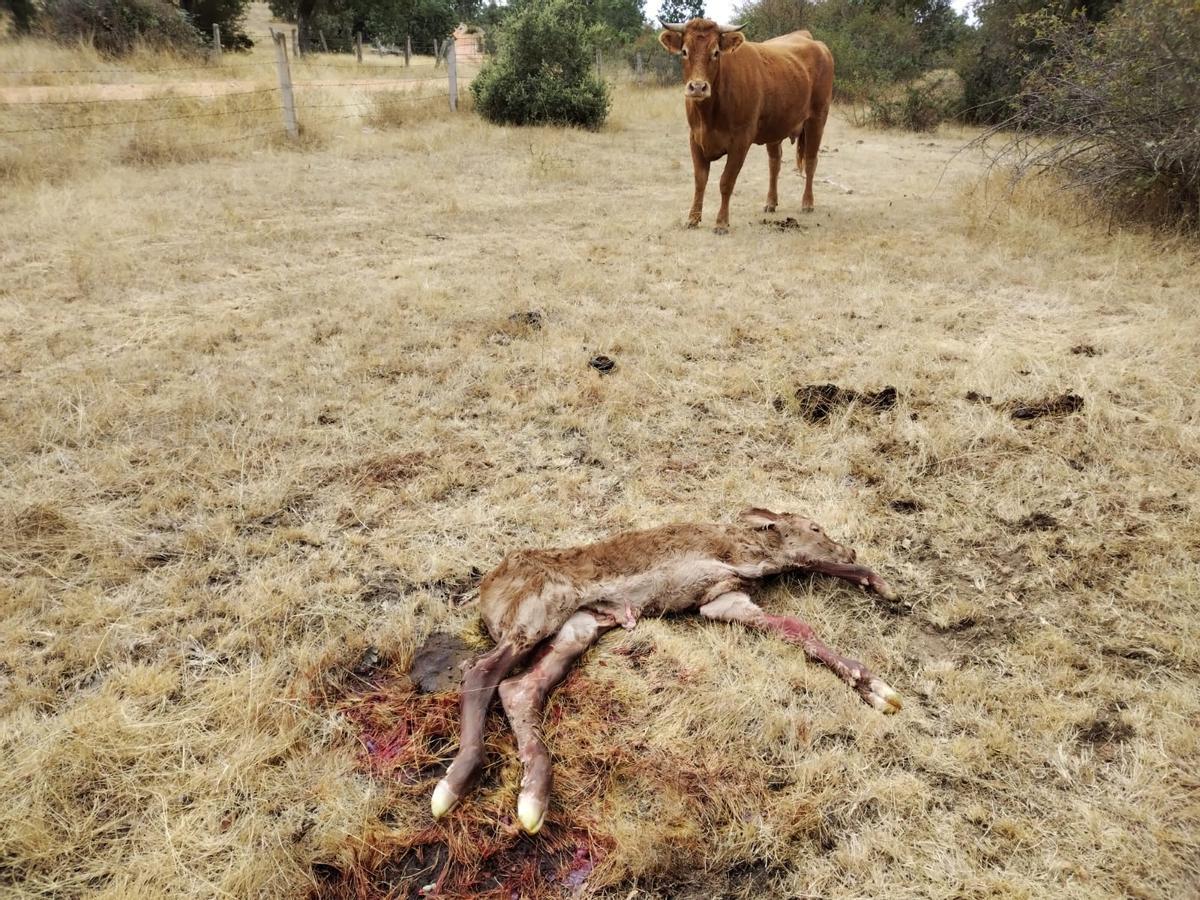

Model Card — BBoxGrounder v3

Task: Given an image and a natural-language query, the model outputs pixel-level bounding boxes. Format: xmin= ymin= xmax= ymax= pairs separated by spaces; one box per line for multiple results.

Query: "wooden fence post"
xmin=356 ymin=32 xmax=363 ymax=63
xmin=405 ymin=35 xmax=411 ymax=66
xmin=319 ymin=30 xmax=329 ymax=53
xmin=595 ymin=48 xmax=602 ymax=80
xmin=292 ymin=27 xmax=300 ymax=58
xmin=212 ymin=24 xmax=222 ymax=62
xmin=447 ymin=37 xmax=458 ymax=112
xmin=272 ymin=30 xmax=299 ymax=140
xmin=636 ymin=50 xmax=643 ymax=85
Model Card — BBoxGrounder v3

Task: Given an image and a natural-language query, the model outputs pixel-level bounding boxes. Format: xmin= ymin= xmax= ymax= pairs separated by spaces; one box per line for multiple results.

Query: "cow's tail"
xmin=792 ymin=124 xmax=807 ymax=173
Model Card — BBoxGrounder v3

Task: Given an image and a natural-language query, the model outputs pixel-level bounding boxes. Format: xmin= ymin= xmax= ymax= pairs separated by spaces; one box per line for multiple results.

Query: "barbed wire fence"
xmin=0 ymin=30 xmax=485 ymax=153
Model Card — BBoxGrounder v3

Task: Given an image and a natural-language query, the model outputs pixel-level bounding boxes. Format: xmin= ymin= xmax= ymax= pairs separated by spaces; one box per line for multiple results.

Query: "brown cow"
xmin=430 ymin=508 xmax=900 ymax=834
xmin=659 ymin=19 xmax=835 ymax=233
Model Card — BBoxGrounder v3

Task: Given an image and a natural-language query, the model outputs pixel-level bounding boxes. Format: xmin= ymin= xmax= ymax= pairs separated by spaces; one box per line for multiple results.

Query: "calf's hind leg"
xmin=499 ymin=611 xmax=610 ymax=834
xmin=431 ymin=639 xmax=533 ymax=819
xmin=700 ymin=592 xmax=901 ymax=713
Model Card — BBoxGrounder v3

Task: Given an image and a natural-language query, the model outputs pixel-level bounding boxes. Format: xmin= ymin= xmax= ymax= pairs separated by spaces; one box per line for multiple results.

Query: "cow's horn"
xmin=718 ymin=22 xmax=746 ymax=32
xmin=659 ymin=19 xmax=686 ymax=32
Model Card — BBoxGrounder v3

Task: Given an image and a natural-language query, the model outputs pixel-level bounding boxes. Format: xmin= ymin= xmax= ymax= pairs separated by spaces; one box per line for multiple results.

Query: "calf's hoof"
xmin=713 ymin=224 xmax=730 ymax=235
xmin=686 ymin=218 xmax=701 ymax=229
xmin=430 ymin=779 xmax=459 ymax=819
xmin=862 ymin=677 xmax=903 ymax=715
xmin=801 ymin=205 xmax=815 ymax=214
xmin=763 ymin=204 xmax=777 ymax=213
xmin=517 ymin=792 xmax=547 ymax=835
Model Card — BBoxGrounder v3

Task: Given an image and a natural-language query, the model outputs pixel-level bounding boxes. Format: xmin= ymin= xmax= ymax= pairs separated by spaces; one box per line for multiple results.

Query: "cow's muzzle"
xmin=685 ymin=80 xmax=711 ymax=99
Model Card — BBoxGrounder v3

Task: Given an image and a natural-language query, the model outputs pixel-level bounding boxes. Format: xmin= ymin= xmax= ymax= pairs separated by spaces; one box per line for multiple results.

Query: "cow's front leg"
xmin=699 ymin=592 xmax=901 ymax=714
xmin=499 ymin=611 xmax=610 ymax=834
xmin=714 ymin=141 xmax=751 ymax=234
xmin=688 ymin=138 xmax=710 ymax=228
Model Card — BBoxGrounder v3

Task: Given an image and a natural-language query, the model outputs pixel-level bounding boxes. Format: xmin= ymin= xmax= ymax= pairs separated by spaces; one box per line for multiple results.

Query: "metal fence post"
xmin=212 ymin=24 xmax=222 ymax=62
xmin=405 ymin=34 xmax=411 ymax=67
xmin=447 ymin=37 xmax=458 ymax=112
xmin=272 ymin=30 xmax=299 ymax=140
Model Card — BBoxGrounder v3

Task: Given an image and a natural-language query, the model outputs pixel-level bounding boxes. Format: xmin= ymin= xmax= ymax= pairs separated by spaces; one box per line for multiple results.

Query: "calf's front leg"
xmin=699 ymin=592 xmax=901 ymax=714
xmin=808 ymin=559 xmax=897 ymax=601
xmin=498 ymin=611 xmax=610 ymax=834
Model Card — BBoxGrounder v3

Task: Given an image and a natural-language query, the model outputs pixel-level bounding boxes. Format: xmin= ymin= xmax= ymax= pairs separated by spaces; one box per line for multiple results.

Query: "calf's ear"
xmin=659 ymin=30 xmax=684 ymax=54
xmin=739 ymin=507 xmax=781 ymax=530
xmin=720 ymin=31 xmax=745 ymax=53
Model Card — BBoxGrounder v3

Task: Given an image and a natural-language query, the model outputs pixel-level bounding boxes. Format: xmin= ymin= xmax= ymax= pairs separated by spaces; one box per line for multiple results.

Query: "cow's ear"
xmin=659 ymin=30 xmax=684 ymax=54
xmin=720 ymin=31 xmax=745 ymax=53
xmin=740 ymin=507 xmax=781 ymax=530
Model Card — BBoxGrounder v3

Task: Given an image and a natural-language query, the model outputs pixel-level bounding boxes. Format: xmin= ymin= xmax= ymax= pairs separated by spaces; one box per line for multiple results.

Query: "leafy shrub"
xmin=41 ymin=0 xmax=201 ymax=55
xmin=471 ymin=0 xmax=610 ymax=129
xmin=955 ymin=0 xmax=1120 ymax=124
xmin=985 ymin=0 xmax=1200 ymax=231
xmin=864 ymin=68 xmax=964 ymax=131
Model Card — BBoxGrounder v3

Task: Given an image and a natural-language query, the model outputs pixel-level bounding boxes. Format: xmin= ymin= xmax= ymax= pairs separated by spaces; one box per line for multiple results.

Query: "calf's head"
xmin=739 ymin=507 xmax=857 ymax=566
xmin=659 ymin=19 xmax=746 ymax=101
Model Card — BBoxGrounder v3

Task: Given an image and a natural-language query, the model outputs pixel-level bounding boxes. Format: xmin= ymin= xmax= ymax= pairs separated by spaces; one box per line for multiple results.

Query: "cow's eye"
xmin=681 ymin=47 xmax=688 ymax=57
xmin=810 ymin=524 xmax=821 ymax=533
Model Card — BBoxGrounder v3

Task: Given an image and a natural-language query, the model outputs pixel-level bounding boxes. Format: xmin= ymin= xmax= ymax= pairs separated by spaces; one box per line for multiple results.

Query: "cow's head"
xmin=659 ymin=18 xmax=746 ymax=101
xmin=739 ymin=507 xmax=858 ymax=567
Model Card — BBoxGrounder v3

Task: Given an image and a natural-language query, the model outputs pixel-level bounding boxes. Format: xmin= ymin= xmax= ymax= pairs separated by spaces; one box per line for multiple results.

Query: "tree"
xmin=180 ymin=0 xmax=253 ymax=48
xmin=1 ymin=0 xmax=37 ymax=32
xmin=657 ymin=0 xmax=704 ymax=24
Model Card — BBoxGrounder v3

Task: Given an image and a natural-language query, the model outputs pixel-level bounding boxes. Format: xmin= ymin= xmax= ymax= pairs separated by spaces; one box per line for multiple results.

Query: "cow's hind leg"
xmin=765 ymin=141 xmax=782 ymax=212
xmin=700 ymin=592 xmax=901 ymax=713
xmin=431 ymin=638 xmax=534 ymax=818
xmin=801 ymin=106 xmax=829 ymax=211
xmin=499 ymin=611 xmax=609 ymax=834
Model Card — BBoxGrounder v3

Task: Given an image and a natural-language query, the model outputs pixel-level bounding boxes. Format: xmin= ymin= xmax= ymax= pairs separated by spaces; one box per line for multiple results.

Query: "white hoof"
xmin=517 ymin=793 xmax=546 ymax=835
xmin=867 ymin=679 xmax=902 ymax=714
xmin=430 ymin=780 xmax=459 ymax=819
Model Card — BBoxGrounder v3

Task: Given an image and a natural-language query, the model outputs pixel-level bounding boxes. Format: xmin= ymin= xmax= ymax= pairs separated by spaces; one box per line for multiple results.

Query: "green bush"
xmin=991 ymin=0 xmax=1200 ymax=231
xmin=41 ymin=0 xmax=201 ymax=54
xmin=955 ymin=0 xmax=1121 ymax=124
xmin=864 ymin=68 xmax=964 ymax=131
xmin=472 ymin=0 xmax=610 ymax=129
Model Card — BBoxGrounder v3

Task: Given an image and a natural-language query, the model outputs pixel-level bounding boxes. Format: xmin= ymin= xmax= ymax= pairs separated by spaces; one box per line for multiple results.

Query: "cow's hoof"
xmin=763 ymin=204 xmax=776 ymax=213
xmin=686 ymin=219 xmax=701 ymax=229
xmin=801 ymin=206 xmax=815 ymax=214
xmin=713 ymin=225 xmax=729 ymax=235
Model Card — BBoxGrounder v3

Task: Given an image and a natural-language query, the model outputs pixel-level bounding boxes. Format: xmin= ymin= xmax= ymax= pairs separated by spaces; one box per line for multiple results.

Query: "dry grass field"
xmin=2 ymin=20 xmax=1200 ymax=899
